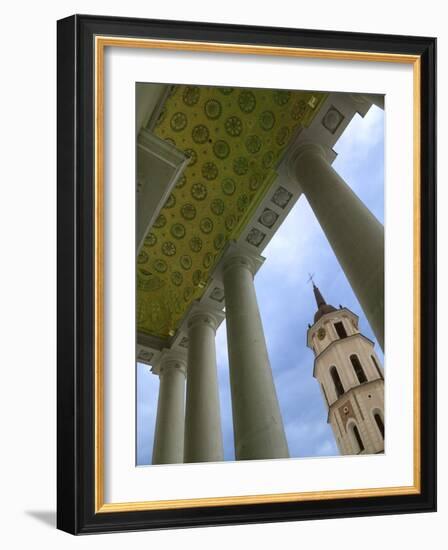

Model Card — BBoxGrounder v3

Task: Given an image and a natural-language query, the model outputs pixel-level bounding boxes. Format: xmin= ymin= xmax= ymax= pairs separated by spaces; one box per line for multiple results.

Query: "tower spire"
xmin=309 ymin=279 xmax=337 ymax=323
xmin=313 ymin=283 xmax=326 ymax=309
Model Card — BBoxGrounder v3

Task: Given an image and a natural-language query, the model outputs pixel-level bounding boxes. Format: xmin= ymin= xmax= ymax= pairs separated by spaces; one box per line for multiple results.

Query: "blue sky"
xmin=137 ymin=104 xmax=384 ymax=465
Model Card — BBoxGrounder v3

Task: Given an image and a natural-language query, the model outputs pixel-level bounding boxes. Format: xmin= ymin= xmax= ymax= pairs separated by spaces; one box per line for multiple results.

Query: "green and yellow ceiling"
xmin=137 ymin=84 xmax=327 ymax=339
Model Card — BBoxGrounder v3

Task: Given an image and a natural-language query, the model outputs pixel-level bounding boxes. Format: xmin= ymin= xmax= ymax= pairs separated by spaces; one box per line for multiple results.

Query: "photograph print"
xmin=135 ymin=82 xmax=385 ymax=466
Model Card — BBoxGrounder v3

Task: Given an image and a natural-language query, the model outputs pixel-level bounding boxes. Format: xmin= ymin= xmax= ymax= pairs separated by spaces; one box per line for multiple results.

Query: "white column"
xmin=291 ymin=143 xmax=384 ymax=350
xmin=152 ymin=354 xmax=186 ymax=465
xmin=184 ymin=312 xmax=224 ymax=463
xmin=223 ymin=254 xmax=289 ymax=460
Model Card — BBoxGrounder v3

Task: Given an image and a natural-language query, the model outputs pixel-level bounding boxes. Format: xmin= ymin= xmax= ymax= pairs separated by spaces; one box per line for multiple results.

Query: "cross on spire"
xmin=307 ymin=273 xmax=327 ymax=307
xmin=306 ymin=272 xmax=315 ymax=285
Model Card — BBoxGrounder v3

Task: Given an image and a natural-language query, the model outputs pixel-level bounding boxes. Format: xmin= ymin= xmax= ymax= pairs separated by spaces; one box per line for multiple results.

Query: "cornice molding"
xmin=312 ymin=332 xmax=376 ymax=378
xmin=325 ymin=377 xmax=385 ymax=423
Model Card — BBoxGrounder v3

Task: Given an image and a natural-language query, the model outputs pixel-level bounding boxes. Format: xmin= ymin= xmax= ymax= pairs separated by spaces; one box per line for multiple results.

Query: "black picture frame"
xmin=57 ymin=14 xmax=436 ymax=535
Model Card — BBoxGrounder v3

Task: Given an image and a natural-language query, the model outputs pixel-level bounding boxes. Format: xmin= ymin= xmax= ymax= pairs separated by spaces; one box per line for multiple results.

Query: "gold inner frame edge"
xmin=94 ymin=35 xmax=421 ymax=513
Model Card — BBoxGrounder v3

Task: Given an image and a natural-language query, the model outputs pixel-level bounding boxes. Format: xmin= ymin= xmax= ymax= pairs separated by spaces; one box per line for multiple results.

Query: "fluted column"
xmin=290 ymin=143 xmax=384 ymax=350
xmin=152 ymin=353 xmax=186 ymax=465
xmin=223 ymin=253 xmax=289 ymax=460
xmin=184 ymin=311 xmax=224 ymax=463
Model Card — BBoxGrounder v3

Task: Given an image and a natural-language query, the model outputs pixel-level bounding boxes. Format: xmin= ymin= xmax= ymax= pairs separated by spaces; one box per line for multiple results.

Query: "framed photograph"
xmin=57 ymin=14 xmax=436 ymax=534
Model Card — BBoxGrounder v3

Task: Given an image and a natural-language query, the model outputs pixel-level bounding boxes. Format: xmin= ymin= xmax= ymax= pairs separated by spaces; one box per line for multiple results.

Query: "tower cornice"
xmin=325 ymin=378 xmax=384 ymax=424
xmin=307 ymin=307 xmax=359 ymax=335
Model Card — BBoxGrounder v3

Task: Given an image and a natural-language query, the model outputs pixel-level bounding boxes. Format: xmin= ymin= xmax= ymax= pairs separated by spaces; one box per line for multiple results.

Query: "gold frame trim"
xmin=94 ymin=36 xmax=421 ymax=513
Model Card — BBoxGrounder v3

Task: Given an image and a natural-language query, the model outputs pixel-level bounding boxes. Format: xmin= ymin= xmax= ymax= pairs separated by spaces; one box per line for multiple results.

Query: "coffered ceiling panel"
xmin=137 ymin=84 xmax=327 ymax=338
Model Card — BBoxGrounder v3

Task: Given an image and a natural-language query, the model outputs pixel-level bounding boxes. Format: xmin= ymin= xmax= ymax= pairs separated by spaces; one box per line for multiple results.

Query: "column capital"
xmin=223 ymin=254 xmax=256 ymax=276
xmin=187 ymin=310 xmax=221 ymax=332
xmin=175 ymin=301 xmax=225 ymax=343
xmin=287 ymin=142 xmax=334 ymax=182
xmin=152 ymin=348 xmax=187 ymax=377
xmin=221 ymin=241 xmax=265 ymax=278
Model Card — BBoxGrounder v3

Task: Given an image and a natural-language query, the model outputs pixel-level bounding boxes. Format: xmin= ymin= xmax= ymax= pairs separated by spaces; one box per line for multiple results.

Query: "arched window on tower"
xmin=351 ymin=424 xmax=365 ymax=453
xmin=371 ymin=355 xmax=384 ymax=380
xmin=330 ymin=366 xmax=344 ymax=398
xmin=334 ymin=321 xmax=347 ymax=339
xmin=374 ymin=412 xmax=385 ymax=439
xmin=350 ymin=354 xmax=367 ymax=384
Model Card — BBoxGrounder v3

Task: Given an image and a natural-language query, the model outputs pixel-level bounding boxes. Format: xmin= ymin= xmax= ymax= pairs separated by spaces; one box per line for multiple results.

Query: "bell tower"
xmin=307 ymin=283 xmax=385 ymax=455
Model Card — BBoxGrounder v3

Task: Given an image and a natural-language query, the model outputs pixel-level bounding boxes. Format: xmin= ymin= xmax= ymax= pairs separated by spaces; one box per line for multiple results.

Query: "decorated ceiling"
xmin=137 ymin=84 xmax=327 ymax=339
